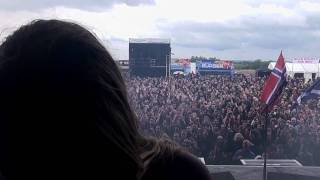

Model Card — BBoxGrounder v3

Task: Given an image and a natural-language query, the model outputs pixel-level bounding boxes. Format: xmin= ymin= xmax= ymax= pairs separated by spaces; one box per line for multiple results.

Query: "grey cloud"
xmin=0 ymin=0 xmax=155 ymax=11
xmin=306 ymin=13 xmax=320 ymax=29
xmin=157 ymin=13 xmax=320 ymax=52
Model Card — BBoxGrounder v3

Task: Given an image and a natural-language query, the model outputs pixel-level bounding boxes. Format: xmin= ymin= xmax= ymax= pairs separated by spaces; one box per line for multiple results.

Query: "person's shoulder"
xmin=143 ymin=150 xmax=211 ymax=180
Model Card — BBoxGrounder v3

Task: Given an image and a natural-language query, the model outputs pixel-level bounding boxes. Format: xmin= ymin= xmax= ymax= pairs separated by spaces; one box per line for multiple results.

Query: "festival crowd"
xmin=126 ymin=74 xmax=320 ymax=166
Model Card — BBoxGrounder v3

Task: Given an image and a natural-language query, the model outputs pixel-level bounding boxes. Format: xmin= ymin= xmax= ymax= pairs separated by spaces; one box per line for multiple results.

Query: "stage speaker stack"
xmin=129 ymin=38 xmax=171 ymax=77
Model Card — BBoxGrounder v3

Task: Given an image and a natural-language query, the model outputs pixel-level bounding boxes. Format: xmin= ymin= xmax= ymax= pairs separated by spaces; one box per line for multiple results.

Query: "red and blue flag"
xmin=260 ymin=51 xmax=287 ymax=111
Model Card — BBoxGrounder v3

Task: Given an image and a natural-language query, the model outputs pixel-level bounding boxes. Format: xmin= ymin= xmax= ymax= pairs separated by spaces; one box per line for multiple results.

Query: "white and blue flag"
xmin=297 ymin=79 xmax=320 ymax=104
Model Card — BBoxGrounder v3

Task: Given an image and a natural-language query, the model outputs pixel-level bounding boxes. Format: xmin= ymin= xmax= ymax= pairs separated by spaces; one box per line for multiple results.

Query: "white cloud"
xmin=0 ymin=8 xmax=58 ymax=41
xmin=299 ymin=1 xmax=320 ymax=12
xmin=0 ymin=0 xmax=320 ymax=60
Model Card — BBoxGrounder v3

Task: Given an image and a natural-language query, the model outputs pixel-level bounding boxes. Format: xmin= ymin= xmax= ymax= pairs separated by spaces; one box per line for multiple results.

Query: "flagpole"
xmin=260 ymin=51 xmax=286 ymax=180
xmin=263 ymin=110 xmax=269 ymax=180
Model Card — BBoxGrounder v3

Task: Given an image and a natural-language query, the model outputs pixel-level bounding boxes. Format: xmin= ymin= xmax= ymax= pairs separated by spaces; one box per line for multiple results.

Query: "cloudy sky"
xmin=0 ymin=0 xmax=320 ymax=60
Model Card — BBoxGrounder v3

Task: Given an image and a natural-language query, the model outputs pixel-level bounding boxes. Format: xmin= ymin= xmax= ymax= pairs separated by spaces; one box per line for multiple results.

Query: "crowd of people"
xmin=126 ymin=73 xmax=320 ymax=166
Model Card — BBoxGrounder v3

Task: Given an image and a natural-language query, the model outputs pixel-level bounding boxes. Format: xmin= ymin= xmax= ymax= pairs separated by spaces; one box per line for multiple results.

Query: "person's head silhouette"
xmin=0 ymin=20 xmax=142 ymax=179
xmin=0 ymin=19 xmax=211 ymax=180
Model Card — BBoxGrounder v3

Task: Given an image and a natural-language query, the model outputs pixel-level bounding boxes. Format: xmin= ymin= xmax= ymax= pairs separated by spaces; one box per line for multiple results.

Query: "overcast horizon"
xmin=1 ymin=0 xmax=320 ymax=61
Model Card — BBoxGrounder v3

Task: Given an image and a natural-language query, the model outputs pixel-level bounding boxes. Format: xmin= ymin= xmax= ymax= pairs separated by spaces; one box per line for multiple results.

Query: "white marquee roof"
xmin=268 ymin=62 xmax=320 ymax=73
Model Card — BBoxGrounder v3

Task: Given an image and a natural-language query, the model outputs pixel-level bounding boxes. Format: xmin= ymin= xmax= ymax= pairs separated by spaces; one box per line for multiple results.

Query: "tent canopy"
xmin=268 ymin=62 xmax=320 ymax=73
xmin=268 ymin=62 xmax=320 ymax=80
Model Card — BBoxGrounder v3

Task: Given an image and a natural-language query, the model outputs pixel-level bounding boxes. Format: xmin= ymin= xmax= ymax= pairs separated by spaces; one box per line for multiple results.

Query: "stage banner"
xmin=293 ymin=58 xmax=319 ymax=64
xmin=197 ymin=60 xmax=234 ymax=71
xmin=171 ymin=63 xmax=184 ymax=71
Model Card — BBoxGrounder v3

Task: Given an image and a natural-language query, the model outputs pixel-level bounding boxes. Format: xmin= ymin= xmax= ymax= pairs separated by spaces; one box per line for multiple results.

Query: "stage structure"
xmin=129 ymin=38 xmax=171 ymax=77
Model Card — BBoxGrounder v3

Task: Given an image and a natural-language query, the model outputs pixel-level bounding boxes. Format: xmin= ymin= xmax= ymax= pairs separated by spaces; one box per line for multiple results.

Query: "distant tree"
xmin=208 ymin=57 xmax=217 ymax=61
xmin=190 ymin=56 xmax=218 ymax=62
xmin=234 ymin=60 xmax=271 ymax=70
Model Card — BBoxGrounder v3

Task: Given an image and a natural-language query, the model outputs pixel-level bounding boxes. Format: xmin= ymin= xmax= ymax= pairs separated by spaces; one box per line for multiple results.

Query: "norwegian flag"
xmin=260 ymin=51 xmax=287 ymax=111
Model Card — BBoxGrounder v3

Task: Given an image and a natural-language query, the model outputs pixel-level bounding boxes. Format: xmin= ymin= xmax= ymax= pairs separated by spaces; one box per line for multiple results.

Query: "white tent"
xmin=268 ymin=62 xmax=320 ymax=81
